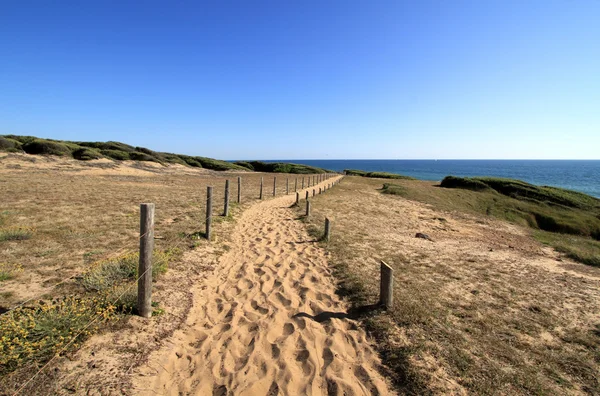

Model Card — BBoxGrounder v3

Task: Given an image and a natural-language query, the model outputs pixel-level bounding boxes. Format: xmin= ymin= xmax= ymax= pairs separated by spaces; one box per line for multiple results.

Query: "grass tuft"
xmin=0 ymin=227 xmax=34 ymax=242
xmin=0 ymin=263 xmax=23 ymax=281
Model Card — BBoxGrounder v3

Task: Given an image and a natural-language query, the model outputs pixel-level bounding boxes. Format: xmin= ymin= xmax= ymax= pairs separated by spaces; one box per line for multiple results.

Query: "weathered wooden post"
xmin=206 ymin=186 xmax=213 ymax=240
xmin=380 ymin=261 xmax=394 ymax=309
xmin=237 ymin=176 xmax=241 ymax=203
xmin=306 ymin=200 xmax=311 ymax=217
xmin=223 ymin=180 xmax=230 ymax=216
xmin=286 ymin=178 xmax=289 ymax=195
xmin=313 ymin=189 xmax=316 ymax=197
xmin=295 ymin=192 xmax=299 ymax=205
xmin=324 ymin=217 xmax=331 ymax=242
xmin=138 ymin=203 xmax=154 ymax=318
xmin=302 ymin=177 xmax=305 ymax=189
xmin=295 ymin=178 xmax=298 ymax=192
xmin=273 ymin=176 xmax=277 ymax=196
xmin=260 ymin=177 xmax=263 ymax=199
xmin=319 ymin=187 xmax=322 ymax=194
xmin=305 ymin=191 xmax=309 ymax=200
xmin=313 ymin=175 xmax=315 ymax=185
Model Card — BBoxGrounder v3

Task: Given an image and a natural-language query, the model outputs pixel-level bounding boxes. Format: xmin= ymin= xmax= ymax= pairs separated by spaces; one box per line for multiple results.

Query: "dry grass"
xmin=0 ymin=155 xmax=311 ymax=310
xmin=0 ymin=154 xmax=320 ymax=391
xmin=296 ymin=176 xmax=600 ymax=394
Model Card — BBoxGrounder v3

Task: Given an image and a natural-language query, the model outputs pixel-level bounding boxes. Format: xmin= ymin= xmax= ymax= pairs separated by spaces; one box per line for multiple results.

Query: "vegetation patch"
xmin=345 ymin=169 xmax=416 ymax=180
xmin=441 ymin=176 xmax=600 ymax=210
xmin=22 ymin=139 xmax=72 ymax=156
xmin=0 ymin=263 xmax=23 ymax=282
xmin=72 ymin=147 xmax=103 ymax=161
xmin=0 ymin=137 xmax=22 ymax=152
xmin=0 ymin=296 xmax=116 ymax=376
xmin=0 ymin=227 xmax=34 ymax=242
xmin=381 ymin=183 xmax=408 ymax=196
xmin=234 ymin=160 xmax=329 ymax=174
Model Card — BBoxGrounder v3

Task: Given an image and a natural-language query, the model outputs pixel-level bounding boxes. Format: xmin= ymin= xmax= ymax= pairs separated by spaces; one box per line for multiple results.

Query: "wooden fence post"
xmin=319 ymin=187 xmax=322 ymax=194
xmin=295 ymin=178 xmax=298 ymax=192
xmin=313 ymin=189 xmax=315 ymax=197
xmin=206 ymin=186 xmax=213 ymax=240
xmin=306 ymin=200 xmax=311 ymax=217
xmin=237 ymin=176 xmax=241 ymax=203
xmin=302 ymin=177 xmax=305 ymax=189
xmin=295 ymin=192 xmax=299 ymax=205
xmin=138 ymin=203 xmax=154 ymax=318
xmin=286 ymin=178 xmax=289 ymax=195
xmin=260 ymin=177 xmax=263 ymax=200
xmin=223 ymin=180 xmax=230 ymax=216
xmin=305 ymin=191 xmax=309 ymax=200
xmin=324 ymin=217 xmax=331 ymax=242
xmin=273 ymin=176 xmax=277 ymax=196
xmin=380 ymin=261 xmax=394 ymax=309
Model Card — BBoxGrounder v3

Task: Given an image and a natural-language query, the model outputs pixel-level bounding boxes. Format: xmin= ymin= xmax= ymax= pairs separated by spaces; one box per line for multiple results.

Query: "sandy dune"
xmin=134 ymin=176 xmax=393 ymax=395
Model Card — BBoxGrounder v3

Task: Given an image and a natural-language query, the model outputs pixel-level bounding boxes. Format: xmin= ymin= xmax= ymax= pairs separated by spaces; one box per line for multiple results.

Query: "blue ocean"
xmin=267 ymin=160 xmax=600 ymax=198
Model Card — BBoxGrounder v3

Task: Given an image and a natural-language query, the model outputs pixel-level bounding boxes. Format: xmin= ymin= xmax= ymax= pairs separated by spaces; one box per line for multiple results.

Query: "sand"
xmin=134 ymin=176 xmax=394 ymax=395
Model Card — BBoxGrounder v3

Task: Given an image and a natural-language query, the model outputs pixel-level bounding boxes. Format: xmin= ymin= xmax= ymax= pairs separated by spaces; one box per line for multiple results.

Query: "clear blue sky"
xmin=1 ymin=1 xmax=599 ymax=159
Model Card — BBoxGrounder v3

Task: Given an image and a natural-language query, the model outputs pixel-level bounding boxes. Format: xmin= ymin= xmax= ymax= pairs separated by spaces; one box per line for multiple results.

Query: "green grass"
xmin=0 ymin=227 xmax=34 ymax=242
xmin=344 ymin=169 xmax=416 ymax=180
xmin=381 ymin=178 xmax=600 ymax=266
xmin=441 ymin=176 xmax=600 ymax=210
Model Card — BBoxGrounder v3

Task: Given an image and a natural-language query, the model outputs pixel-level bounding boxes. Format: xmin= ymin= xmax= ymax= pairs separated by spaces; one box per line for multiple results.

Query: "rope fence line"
xmin=3 ymin=172 xmax=342 ymax=393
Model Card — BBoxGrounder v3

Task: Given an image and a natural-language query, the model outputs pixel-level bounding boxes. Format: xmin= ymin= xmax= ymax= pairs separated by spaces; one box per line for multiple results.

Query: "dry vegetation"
xmin=297 ymin=176 xmax=600 ymax=394
xmin=0 ymin=153 xmax=323 ymax=393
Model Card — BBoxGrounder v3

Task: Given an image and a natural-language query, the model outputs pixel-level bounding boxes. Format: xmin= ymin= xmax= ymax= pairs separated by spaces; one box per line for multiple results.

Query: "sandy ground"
xmin=303 ymin=177 xmax=600 ymax=394
xmin=132 ymin=176 xmax=394 ymax=395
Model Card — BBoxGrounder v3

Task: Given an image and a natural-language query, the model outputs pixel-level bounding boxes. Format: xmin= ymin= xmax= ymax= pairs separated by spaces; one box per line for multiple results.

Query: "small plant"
xmin=0 ymin=263 xmax=23 ymax=281
xmin=0 ymin=227 xmax=34 ymax=242
xmin=0 ymin=296 xmax=116 ymax=376
xmin=81 ymin=250 xmax=172 ymax=292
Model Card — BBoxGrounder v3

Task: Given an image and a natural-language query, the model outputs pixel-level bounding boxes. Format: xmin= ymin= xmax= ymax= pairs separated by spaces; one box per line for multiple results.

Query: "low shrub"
xmin=345 ymin=169 xmax=415 ymax=180
xmin=100 ymin=149 xmax=130 ymax=160
xmin=381 ymin=183 xmax=408 ymax=196
xmin=0 ymin=137 xmax=22 ymax=152
xmin=0 ymin=296 xmax=116 ymax=376
xmin=440 ymin=176 xmax=492 ymax=191
xmin=81 ymin=250 xmax=171 ymax=293
xmin=0 ymin=227 xmax=34 ymax=242
xmin=129 ymin=152 xmax=159 ymax=162
xmin=22 ymin=140 xmax=72 ymax=156
xmin=72 ymin=147 xmax=103 ymax=161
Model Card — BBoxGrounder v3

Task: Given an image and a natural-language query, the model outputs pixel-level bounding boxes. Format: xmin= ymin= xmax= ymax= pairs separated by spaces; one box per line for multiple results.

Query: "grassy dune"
xmin=0 ymin=135 xmax=330 ymax=174
xmin=298 ymin=176 xmax=600 ymax=394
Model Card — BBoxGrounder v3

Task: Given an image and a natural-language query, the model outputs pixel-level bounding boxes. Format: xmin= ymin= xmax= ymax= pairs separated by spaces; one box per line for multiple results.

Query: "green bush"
xmin=381 ymin=183 xmax=408 ymax=196
xmin=440 ymin=176 xmax=492 ymax=191
xmin=0 ymin=137 xmax=22 ymax=152
xmin=129 ymin=152 xmax=159 ymax=162
xmin=345 ymin=169 xmax=415 ymax=180
xmin=100 ymin=149 xmax=130 ymax=160
xmin=78 ymin=141 xmax=136 ymax=152
xmin=22 ymin=139 xmax=72 ymax=156
xmin=72 ymin=147 xmax=103 ymax=161
xmin=239 ymin=161 xmax=327 ymax=174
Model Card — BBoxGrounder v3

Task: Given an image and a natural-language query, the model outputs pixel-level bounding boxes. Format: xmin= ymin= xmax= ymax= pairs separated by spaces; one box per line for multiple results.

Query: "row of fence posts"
xmin=137 ymin=173 xmax=392 ymax=318
xmin=137 ymin=173 xmax=338 ymax=317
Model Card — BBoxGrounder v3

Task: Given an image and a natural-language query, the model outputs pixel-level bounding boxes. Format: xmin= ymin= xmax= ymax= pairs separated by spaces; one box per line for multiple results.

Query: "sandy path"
xmin=134 ymin=176 xmax=392 ymax=396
